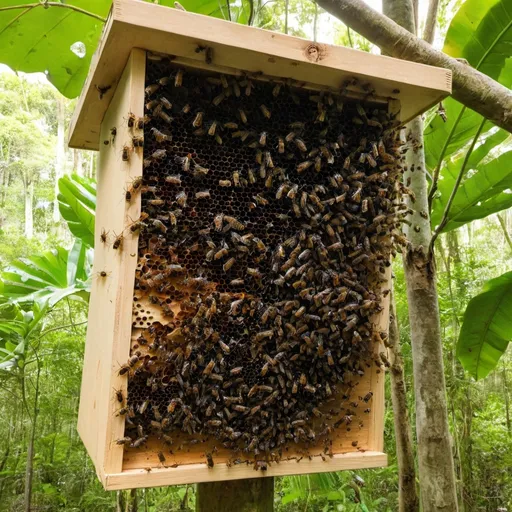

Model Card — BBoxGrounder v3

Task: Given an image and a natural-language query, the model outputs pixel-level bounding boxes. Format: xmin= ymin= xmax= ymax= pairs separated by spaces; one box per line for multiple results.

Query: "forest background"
xmin=0 ymin=0 xmax=511 ymax=510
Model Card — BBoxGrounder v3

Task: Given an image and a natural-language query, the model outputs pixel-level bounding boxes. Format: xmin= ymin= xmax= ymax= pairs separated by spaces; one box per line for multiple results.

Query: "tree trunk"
xmin=388 ymin=288 xmax=419 ymax=512
xmin=379 ymin=1 xmax=459 ymax=510
xmin=497 ymin=213 xmax=512 ymax=252
xmin=503 ymin=365 xmax=511 ymax=435
xmin=23 ymin=178 xmax=34 ymax=239
xmin=126 ymin=488 xmax=138 ymax=512
xmin=402 ymin=119 xmax=459 ymax=512
xmin=196 ymin=478 xmax=274 ymax=512
xmin=53 ymin=95 xmax=66 ymax=224
xmin=23 ymin=363 xmax=41 ymax=512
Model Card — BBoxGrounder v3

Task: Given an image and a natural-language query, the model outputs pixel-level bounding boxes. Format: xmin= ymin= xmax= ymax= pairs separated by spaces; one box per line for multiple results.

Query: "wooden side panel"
xmin=107 ymin=452 xmax=387 ymax=490
xmin=69 ymin=0 xmax=451 ymax=150
xmin=77 ymin=49 xmax=145 ymax=476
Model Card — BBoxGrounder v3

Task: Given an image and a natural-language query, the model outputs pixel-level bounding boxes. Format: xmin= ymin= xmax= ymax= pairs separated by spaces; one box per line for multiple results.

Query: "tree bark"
xmin=23 ymin=178 xmax=34 ymax=239
xmin=315 ymin=0 xmax=512 ymax=133
xmin=54 ymin=95 xmax=66 ymax=224
xmin=23 ymin=363 xmax=41 ymax=512
xmin=378 ymin=1 xmax=459 ymax=510
xmin=423 ymin=0 xmax=440 ymax=45
xmin=196 ymin=478 xmax=274 ymax=512
xmin=388 ymin=288 xmax=419 ymax=512
xmin=402 ymin=117 xmax=459 ymax=512
xmin=497 ymin=213 xmax=512 ymax=251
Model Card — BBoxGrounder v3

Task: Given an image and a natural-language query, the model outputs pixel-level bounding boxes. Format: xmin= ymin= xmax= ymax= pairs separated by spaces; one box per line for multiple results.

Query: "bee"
xmin=113 ymin=389 xmax=124 ymax=402
xmin=113 ymin=233 xmax=124 ymax=250
xmin=219 ymin=180 xmax=232 ymax=187
xmin=176 ymin=191 xmax=187 ymax=207
xmin=174 ymin=69 xmax=184 ymax=87
xmin=193 ymin=112 xmax=204 ymax=127
xmin=195 ymin=190 xmax=211 ymax=199
xmin=100 ymin=228 xmax=109 ymax=244
xmin=151 ymin=149 xmax=166 ymax=160
xmin=145 ymin=83 xmax=160 ymax=96
xmin=259 ymin=132 xmax=267 ymax=146
xmin=132 ymin=136 xmax=144 ymax=148
xmin=297 ymin=160 xmax=313 ymax=173
xmin=238 ymin=109 xmax=248 ymax=124
xmin=294 ymin=138 xmax=307 ymax=152
xmin=206 ymin=452 xmax=214 ymax=468
xmin=224 ymin=215 xmax=244 ymax=231
xmin=127 ymin=112 xmax=136 ymax=128
xmin=116 ymin=436 xmax=132 ymax=445
xmin=131 ymin=436 xmax=148 ymax=448
xmin=212 ymin=92 xmax=225 ymax=106
xmin=122 ymin=145 xmax=131 ymax=161
xmin=260 ymin=104 xmax=271 ymax=119
xmin=150 ymin=127 xmax=172 ymax=143
xmin=223 ymin=257 xmax=235 ymax=272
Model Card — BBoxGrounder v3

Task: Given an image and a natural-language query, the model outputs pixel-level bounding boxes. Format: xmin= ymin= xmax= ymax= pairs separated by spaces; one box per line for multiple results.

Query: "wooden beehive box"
xmin=69 ymin=0 xmax=451 ymax=491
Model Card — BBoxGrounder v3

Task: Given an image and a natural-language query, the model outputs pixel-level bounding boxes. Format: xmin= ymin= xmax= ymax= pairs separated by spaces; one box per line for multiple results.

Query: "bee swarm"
xmin=122 ymin=55 xmax=407 ymax=467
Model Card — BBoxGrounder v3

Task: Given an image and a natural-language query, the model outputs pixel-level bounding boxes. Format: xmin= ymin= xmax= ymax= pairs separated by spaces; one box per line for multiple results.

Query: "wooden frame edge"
xmin=104 ymin=452 xmax=388 ymax=490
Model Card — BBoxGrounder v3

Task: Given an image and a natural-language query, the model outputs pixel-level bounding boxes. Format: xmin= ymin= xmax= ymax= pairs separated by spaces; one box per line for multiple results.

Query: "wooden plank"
xmin=69 ymin=0 xmax=451 ymax=150
xmin=77 ymin=49 xmax=146 ymax=476
xmin=106 ymin=451 xmax=387 ymax=490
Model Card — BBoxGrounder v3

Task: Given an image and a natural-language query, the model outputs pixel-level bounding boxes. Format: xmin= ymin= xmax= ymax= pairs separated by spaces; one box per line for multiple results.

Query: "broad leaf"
xmin=0 ymin=0 xmax=252 ymax=99
xmin=424 ymin=0 xmax=512 ymax=176
xmin=58 ymin=173 xmax=96 ymax=248
xmin=0 ymin=301 xmax=48 ymax=369
xmin=0 ymin=0 xmax=109 ymax=98
xmin=457 ymin=271 xmax=512 ymax=379
xmin=1 ymin=245 xmax=91 ymax=307
xmin=431 ymin=150 xmax=512 ymax=232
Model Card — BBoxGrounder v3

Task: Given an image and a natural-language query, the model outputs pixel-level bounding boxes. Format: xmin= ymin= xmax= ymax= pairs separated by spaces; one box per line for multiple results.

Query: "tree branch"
xmin=315 ymin=0 xmax=512 ymax=133
xmin=0 ymin=3 xmax=106 ymax=23
xmin=423 ymin=0 xmax=440 ymax=44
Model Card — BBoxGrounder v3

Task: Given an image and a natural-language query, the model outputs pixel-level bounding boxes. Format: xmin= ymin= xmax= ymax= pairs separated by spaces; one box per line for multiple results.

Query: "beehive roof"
xmin=69 ymin=0 xmax=451 ymax=150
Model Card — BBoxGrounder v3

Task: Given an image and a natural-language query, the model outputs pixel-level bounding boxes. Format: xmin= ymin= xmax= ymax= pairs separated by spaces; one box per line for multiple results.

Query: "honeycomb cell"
xmin=124 ymin=56 xmax=406 ymax=459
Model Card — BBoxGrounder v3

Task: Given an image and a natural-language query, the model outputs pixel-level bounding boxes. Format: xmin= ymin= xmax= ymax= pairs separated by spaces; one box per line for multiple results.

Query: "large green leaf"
xmin=0 ymin=243 xmax=91 ymax=307
xmin=0 ymin=0 xmax=109 ymax=98
xmin=457 ymin=271 xmax=512 ymax=380
xmin=58 ymin=173 xmax=96 ymax=248
xmin=431 ymin=144 xmax=512 ymax=232
xmin=424 ymin=0 xmax=512 ymax=176
xmin=0 ymin=301 xmax=48 ymax=369
xmin=0 ymin=0 xmax=252 ymax=99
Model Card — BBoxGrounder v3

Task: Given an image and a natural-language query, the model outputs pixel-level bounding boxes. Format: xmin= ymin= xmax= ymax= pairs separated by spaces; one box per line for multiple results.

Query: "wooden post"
xmin=196 ymin=478 xmax=274 ymax=512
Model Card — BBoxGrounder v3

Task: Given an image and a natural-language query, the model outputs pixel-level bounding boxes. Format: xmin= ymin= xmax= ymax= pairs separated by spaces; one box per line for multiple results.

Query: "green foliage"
xmin=430 ymin=148 xmax=512 ymax=231
xmin=457 ymin=271 xmax=512 ymax=380
xmin=58 ymin=173 xmax=96 ymax=248
xmin=0 ymin=0 xmax=253 ymax=100
xmin=425 ymin=0 xmax=512 ymax=231
xmin=0 ymin=242 xmax=91 ymax=307
xmin=0 ymin=0 xmax=109 ymax=99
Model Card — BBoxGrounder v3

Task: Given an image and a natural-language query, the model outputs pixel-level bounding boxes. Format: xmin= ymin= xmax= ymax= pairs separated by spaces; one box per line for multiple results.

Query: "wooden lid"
xmin=69 ymin=0 xmax=451 ymax=150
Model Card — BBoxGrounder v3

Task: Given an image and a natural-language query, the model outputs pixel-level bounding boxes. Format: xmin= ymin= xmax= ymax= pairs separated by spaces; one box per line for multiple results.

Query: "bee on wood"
xmin=205 ymin=452 xmax=214 ymax=468
xmin=157 ymin=451 xmax=166 ymax=464
xmin=113 ymin=233 xmax=124 ymax=250
xmin=116 ymin=436 xmax=132 ymax=445
xmin=100 ymin=228 xmax=109 ymax=245
xmin=122 ymin=145 xmax=131 ymax=162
